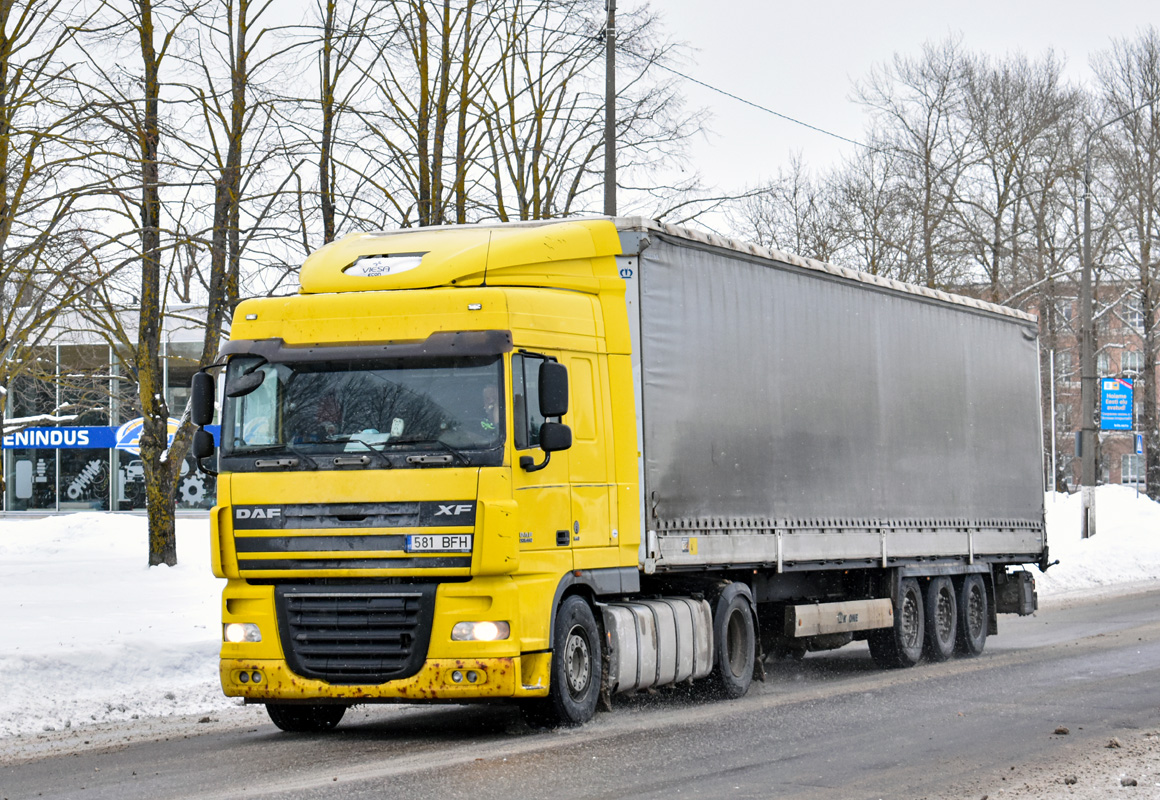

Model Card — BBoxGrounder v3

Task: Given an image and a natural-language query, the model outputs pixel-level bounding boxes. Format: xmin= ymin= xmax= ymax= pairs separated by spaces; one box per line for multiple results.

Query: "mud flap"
xmin=996 ymin=570 xmax=1037 ymax=616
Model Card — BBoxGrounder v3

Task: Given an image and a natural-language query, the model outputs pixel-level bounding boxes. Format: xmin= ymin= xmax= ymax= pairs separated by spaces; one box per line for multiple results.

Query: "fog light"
xmin=251 ymin=671 xmax=263 ymax=684
xmin=452 ymin=670 xmax=464 ymax=683
xmin=466 ymin=671 xmax=479 ymax=683
xmin=224 ymin=623 xmax=261 ymax=643
xmin=451 ymin=621 xmax=510 ymax=642
xmin=238 ymin=671 xmax=249 ymax=683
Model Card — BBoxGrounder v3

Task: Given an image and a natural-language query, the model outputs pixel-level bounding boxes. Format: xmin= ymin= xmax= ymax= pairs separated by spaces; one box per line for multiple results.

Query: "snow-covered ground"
xmin=1 ymin=486 xmax=1158 ymax=740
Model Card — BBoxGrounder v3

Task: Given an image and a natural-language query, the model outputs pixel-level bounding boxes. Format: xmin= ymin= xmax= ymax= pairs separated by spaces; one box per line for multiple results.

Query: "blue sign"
xmin=1100 ymin=378 xmax=1134 ymax=431
xmin=2 ymin=426 xmax=115 ymax=449
xmin=3 ymin=421 xmax=220 ymax=450
xmin=1138 ymin=434 xmax=1145 ymax=455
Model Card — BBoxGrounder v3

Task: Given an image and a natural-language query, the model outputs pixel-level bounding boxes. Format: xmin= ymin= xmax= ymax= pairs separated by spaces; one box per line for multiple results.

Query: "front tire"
xmin=265 ymin=703 xmax=346 ymax=732
xmin=868 ymin=577 xmax=925 ymax=668
xmin=923 ymin=576 xmax=957 ymax=662
xmin=522 ymin=595 xmax=602 ymax=728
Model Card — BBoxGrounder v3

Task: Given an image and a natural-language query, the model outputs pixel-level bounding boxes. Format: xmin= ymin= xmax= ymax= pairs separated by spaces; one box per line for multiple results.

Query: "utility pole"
xmin=1079 ymin=95 xmax=1158 ymax=538
xmin=1080 ymin=133 xmax=1097 ymax=538
xmin=603 ymin=0 xmax=616 ymax=217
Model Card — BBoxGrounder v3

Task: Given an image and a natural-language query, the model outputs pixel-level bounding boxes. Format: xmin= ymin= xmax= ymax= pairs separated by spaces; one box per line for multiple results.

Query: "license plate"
xmin=405 ymin=534 xmax=473 ymax=553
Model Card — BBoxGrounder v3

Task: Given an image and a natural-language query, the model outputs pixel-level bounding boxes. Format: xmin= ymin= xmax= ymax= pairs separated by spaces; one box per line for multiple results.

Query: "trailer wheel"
xmin=955 ymin=574 xmax=988 ymax=656
xmin=265 ymin=703 xmax=345 ymax=732
xmin=868 ymin=577 xmax=924 ymax=668
xmin=521 ymin=595 xmax=602 ymax=728
xmin=708 ymin=587 xmax=755 ymax=698
xmin=923 ymin=577 xmax=957 ymax=662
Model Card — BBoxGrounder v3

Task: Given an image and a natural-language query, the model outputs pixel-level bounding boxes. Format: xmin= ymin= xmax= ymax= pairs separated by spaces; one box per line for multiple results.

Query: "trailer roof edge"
xmin=611 ymin=216 xmax=1038 ymax=325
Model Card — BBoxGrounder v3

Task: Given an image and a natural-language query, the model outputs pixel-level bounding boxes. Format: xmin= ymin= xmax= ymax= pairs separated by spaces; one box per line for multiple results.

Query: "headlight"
xmin=223 ymin=622 xmax=262 ymax=643
xmin=451 ymin=621 xmax=510 ymax=642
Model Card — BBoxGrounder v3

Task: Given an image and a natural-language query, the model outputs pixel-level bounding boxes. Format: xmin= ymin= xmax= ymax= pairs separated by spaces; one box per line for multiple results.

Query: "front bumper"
xmin=221 ymin=656 xmax=550 ymax=701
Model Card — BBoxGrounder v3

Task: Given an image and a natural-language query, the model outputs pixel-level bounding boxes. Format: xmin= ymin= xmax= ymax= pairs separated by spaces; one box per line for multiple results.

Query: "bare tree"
xmin=957 ymin=52 xmax=1078 ymax=302
xmin=483 ymin=0 xmax=702 ymax=220
xmin=182 ymin=0 xmax=292 ymax=366
xmin=855 ymin=37 xmax=975 ymax=289
xmin=829 ymin=143 xmax=917 ymax=280
xmin=292 ymin=0 xmax=703 ymax=228
xmin=79 ymin=0 xmax=201 ymax=565
xmin=0 ymin=0 xmax=111 ymax=496
xmin=1094 ymin=27 xmax=1160 ymax=501
xmin=729 ymin=156 xmax=844 ymax=262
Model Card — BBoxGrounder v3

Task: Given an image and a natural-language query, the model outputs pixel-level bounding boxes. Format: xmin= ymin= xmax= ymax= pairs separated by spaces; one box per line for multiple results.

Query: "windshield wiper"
xmin=325 ymin=436 xmax=392 ymax=468
xmin=388 ymin=435 xmax=472 ymax=466
xmin=232 ymin=442 xmax=319 ymax=469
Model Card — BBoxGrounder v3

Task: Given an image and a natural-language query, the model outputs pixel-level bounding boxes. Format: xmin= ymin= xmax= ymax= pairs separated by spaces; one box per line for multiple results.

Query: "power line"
xmin=649 ymin=61 xmax=870 ymax=151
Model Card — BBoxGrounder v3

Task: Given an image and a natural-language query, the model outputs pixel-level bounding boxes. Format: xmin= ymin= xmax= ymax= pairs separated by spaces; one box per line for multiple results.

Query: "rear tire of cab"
xmin=707 ymin=585 xmax=755 ymax=699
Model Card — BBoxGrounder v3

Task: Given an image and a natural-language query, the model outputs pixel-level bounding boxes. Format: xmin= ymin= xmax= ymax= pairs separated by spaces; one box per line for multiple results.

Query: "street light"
xmin=1079 ymin=95 xmax=1158 ymax=538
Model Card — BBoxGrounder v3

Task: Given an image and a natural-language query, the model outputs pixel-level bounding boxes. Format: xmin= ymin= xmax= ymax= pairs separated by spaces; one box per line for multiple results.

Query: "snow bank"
xmin=0 ymin=514 xmax=231 ymax=738
xmin=1037 ymin=485 xmax=1160 ymax=599
xmin=0 ymin=486 xmax=1157 ymax=738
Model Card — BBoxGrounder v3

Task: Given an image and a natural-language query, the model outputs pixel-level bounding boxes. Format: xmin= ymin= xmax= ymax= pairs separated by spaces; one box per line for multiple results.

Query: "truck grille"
xmin=232 ymin=502 xmax=475 ymax=575
xmin=275 ymin=584 xmax=436 ymax=685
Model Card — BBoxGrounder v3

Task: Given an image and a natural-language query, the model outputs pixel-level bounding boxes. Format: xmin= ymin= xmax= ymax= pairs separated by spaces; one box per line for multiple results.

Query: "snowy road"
xmin=4 ymin=589 xmax=1160 ymax=800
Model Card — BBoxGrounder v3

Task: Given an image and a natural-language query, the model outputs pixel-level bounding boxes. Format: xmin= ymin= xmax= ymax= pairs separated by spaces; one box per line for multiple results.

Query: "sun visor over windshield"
xmin=217 ymin=330 xmax=514 ymax=364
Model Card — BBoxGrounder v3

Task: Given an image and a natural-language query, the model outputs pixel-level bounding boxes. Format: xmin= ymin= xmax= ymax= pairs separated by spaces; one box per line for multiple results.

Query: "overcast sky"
xmin=653 ymin=0 xmax=1159 ymax=196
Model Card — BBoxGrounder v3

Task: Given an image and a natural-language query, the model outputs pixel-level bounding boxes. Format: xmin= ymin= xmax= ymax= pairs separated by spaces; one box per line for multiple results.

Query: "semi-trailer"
xmin=190 ymin=217 xmax=1047 ymax=730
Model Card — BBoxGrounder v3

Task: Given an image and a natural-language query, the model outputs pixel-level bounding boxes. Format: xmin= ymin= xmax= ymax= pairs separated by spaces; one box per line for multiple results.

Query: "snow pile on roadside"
xmin=0 ymin=514 xmax=232 ymax=738
xmin=1037 ymin=485 xmax=1160 ymax=600
xmin=0 ymin=485 xmax=1158 ymax=739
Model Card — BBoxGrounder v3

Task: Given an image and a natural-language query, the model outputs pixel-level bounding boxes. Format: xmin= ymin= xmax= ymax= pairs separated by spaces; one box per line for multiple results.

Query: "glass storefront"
xmin=3 ymin=334 xmax=217 ymax=513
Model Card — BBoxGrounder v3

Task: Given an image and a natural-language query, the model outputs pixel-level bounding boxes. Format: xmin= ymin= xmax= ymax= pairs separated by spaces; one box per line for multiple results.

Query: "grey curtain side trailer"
xmin=614 ymin=218 xmax=1046 ymax=586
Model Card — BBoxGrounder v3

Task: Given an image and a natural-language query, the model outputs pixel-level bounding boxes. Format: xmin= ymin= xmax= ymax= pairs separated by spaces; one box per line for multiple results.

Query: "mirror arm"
xmin=519 ymin=452 xmax=551 ymax=473
xmin=195 ymin=453 xmax=219 ymax=478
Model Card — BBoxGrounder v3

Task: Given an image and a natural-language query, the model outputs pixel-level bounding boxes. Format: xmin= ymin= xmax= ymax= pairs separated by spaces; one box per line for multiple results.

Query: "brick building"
xmin=1036 ymin=289 xmax=1150 ymax=491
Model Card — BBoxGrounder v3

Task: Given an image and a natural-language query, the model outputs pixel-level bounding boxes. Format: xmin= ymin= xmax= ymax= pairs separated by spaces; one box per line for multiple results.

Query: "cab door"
xmin=564 ymin=354 xmax=614 ymax=549
xmin=510 ymin=352 xmax=572 ymax=554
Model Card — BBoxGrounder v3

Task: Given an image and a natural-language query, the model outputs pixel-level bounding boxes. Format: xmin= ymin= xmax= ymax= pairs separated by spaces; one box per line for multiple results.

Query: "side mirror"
xmin=191 ymin=372 xmax=216 ymax=426
xmin=225 ymin=370 xmax=265 ymax=398
xmin=192 ymin=428 xmax=218 ymax=477
xmin=538 ymin=421 xmax=572 ymax=453
xmin=519 ymin=422 xmax=571 ymax=473
xmin=192 ymin=428 xmax=216 ymax=460
xmin=539 ymin=361 xmax=568 ymax=418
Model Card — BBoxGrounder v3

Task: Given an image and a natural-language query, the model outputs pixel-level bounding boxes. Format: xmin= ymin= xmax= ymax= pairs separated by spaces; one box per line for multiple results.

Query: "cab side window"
xmin=512 ymin=353 xmax=549 ymax=450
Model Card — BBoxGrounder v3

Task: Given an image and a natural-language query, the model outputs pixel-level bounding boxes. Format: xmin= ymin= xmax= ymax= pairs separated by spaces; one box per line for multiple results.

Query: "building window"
xmin=1126 ymin=296 xmax=1145 ymax=330
xmin=1056 ymin=351 xmax=1073 ymax=383
xmin=1055 ymin=299 xmax=1072 ymax=322
xmin=1122 ymin=454 xmax=1144 ymax=484
xmin=1097 ymin=352 xmax=1110 ymax=376
xmin=1122 ymin=350 xmax=1144 ymax=375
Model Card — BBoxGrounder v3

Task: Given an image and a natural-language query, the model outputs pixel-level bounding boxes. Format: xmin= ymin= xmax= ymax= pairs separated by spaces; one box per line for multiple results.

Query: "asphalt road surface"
xmin=4 ymin=589 xmax=1160 ymax=800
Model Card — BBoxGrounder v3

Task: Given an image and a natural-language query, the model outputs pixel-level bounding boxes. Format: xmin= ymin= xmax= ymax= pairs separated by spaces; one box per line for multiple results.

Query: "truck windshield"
xmin=220 ymin=355 xmax=504 ymax=465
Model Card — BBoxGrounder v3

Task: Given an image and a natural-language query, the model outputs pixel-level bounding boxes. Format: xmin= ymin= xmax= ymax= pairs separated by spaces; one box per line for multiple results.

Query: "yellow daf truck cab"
xmin=192 ymin=219 xmax=642 ymax=729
